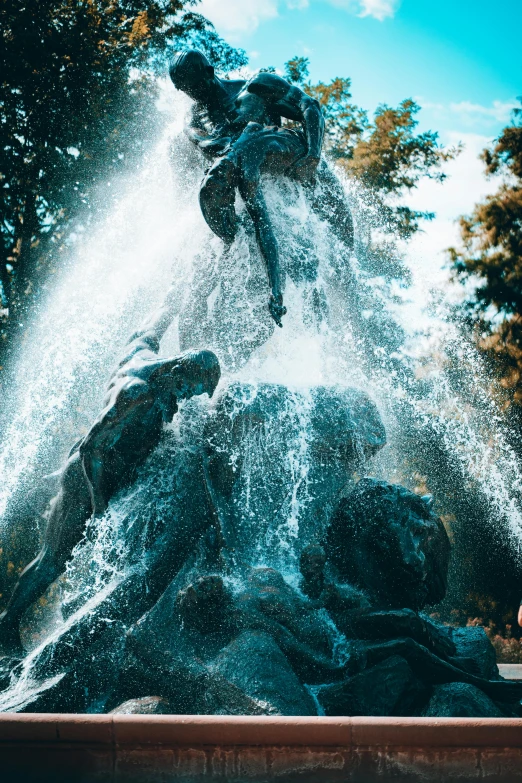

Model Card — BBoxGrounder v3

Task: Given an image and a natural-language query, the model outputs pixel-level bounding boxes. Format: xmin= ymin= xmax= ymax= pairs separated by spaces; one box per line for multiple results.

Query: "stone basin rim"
xmin=2 ymin=713 xmax=522 ymax=748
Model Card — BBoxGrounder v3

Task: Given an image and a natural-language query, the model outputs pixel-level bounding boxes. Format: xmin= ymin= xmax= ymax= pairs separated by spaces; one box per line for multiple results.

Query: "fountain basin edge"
xmin=2 ymin=664 xmax=521 ymax=782
xmin=2 ymin=711 xmax=522 ymax=781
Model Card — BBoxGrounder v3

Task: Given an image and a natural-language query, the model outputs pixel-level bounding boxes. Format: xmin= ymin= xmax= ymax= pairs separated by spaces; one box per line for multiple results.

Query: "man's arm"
xmin=247 ymin=73 xmax=325 ymax=179
xmin=120 ymin=285 xmax=180 ymax=364
xmin=185 ymin=105 xmax=234 ymax=157
xmin=132 ymin=286 xmax=179 ymax=342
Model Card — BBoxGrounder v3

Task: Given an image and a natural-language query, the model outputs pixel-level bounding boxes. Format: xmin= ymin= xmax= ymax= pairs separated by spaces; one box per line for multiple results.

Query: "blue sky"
xmin=198 ymin=0 xmax=521 ymax=279
xmin=199 ymin=0 xmax=520 ymax=137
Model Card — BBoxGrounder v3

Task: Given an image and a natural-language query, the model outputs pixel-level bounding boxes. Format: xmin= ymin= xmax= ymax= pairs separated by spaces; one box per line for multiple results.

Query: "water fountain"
xmin=1 ymin=51 xmax=522 ymax=781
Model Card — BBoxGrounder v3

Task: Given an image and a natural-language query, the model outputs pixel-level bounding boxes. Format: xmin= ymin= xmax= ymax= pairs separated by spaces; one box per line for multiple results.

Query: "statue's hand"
xmin=288 ymin=154 xmax=320 ymax=184
xmin=269 ymin=292 xmax=287 ymax=328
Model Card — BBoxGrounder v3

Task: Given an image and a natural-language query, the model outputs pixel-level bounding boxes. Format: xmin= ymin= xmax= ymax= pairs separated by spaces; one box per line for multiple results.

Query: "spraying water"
xmin=1 ymin=90 xmax=522 ymax=711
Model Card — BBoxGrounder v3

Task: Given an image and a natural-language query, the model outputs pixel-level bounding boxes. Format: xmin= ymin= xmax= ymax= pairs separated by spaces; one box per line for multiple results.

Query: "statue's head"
xmin=170 ymin=349 xmax=221 ymax=401
xmin=326 ymin=478 xmax=451 ymax=610
xmin=169 ymin=49 xmax=216 ymax=100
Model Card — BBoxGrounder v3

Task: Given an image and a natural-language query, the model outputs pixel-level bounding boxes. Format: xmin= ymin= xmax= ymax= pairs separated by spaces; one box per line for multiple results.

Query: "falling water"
xmin=1 ymin=87 xmax=522 ymax=710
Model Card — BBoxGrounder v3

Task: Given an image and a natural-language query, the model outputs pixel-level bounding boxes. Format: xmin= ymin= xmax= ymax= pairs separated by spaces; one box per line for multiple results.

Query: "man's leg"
xmin=199 ymin=158 xmax=238 ymax=245
xmin=200 ymin=151 xmax=286 ymax=327
xmin=235 ymin=130 xmax=304 ymax=327
xmin=237 ymin=172 xmax=286 ymax=327
xmin=0 ymin=451 xmax=92 ymax=652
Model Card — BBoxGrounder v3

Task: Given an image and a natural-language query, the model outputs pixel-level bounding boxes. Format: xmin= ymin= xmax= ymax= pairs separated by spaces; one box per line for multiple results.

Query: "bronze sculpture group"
xmin=169 ymin=49 xmax=354 ymax=328
xmin=0 ymin=50 xmax=521 ymax=719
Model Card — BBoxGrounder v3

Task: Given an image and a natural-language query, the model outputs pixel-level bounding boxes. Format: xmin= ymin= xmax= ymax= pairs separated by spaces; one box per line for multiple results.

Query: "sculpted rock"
xmin=114 ymin=647 xmax=272 ymax=716
xmin=318 ymin=656 xmax=426 ymax=717
xmin=451 ymin=626 xmax=499 ymax=681
xmin=422 ymin=683 xmax=506 ymax=718
xmin=109 ymin=696 xmax=172 ymax=715
xmin=205 ymin=383 xmax=386 ymax=563
xmin=213 ymin=630 xmax=316 ymax=716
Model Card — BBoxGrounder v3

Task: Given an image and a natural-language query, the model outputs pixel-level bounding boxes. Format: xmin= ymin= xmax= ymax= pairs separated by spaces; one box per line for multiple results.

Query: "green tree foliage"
xmin=449 ymin=101 xmax=522 ymax=405
xmin=284 ymin=56 xmax=309 ymax=86
xmin=0 ymin=0 xmax=246 ymax=363
xmin=284 ymin=55 xmax=456 ymax=238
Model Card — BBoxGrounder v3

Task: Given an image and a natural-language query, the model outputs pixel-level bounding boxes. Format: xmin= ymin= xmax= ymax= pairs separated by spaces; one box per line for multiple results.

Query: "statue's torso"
xmin=84 ymin=351 xmax=175 ymax=463
xmin=190 ymin=77 xmax=284 ymax=156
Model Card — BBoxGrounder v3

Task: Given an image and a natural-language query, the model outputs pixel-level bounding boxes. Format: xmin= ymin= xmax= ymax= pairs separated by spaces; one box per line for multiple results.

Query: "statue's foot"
xmin=269 ymin=293 xmax=287 ymax=328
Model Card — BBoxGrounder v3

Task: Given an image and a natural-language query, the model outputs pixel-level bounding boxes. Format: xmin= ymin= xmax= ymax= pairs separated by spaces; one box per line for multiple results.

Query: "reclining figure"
xmin=0 ymin=289 xmax=220 ymax=653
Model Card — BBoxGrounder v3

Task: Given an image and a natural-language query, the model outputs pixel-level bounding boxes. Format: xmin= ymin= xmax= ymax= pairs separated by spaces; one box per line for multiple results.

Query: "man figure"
xmin=0 ymin=289 xmax=220 ymax=652
xmin=169 ymin=49 xmax=354 ymax=328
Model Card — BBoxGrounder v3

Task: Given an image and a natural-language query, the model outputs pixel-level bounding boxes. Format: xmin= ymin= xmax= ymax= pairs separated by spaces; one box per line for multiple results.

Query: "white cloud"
xmin=197 ymin=0 xmax=279 ymax=35
xmin=326 ymin=0 xmax=400 ymax=21
xmin=404 ymin=132 xmax=503 ymax=284
xmin=357 ymin=0 xmax=400 ymax=20
xmin=449 ymin=100 xmax=518 ymax=124
xmin=418 ymin=98 xmax=518 ymax=129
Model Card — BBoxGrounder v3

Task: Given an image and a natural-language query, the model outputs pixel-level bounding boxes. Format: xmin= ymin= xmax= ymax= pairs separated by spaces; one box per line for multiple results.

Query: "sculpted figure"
xmin=321 ymin=478 xmax=522 ymax=707
xmin=169 ymin=49 xmax=354 ymax=328
xmin=326 ymin=478 xmax=450 ymax=611
xmin=175 ymin=569 xmax=350 ymax=682
xmin=0 ymin=291 xmax=220 ymax=653
xmin=169 ymin=568 xmax=355 ymax=714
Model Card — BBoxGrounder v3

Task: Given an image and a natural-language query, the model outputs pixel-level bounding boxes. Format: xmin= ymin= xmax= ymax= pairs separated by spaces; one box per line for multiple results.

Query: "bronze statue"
xmin=0 ymin=291 xmax=220 ymax=653
xmin=169 ymin=49 xmax=354 ymax=328
xmin=320 ymin=479 xmax=522 ymax=709
xmin=326 ymin=478 xmax=450 ymax=611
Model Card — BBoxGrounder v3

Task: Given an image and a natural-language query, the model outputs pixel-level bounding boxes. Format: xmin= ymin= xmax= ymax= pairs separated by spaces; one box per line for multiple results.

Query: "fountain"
xmin=1 ymin=48 xmax=522 ymax=782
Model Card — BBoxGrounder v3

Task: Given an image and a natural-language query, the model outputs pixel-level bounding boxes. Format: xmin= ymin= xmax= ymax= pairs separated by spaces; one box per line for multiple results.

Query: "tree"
xmin=284 ymin=56 xmax=309 ymax=86
xmin=449 ymin=101 xmax=522 ymax=406
xmin=0 ymin=0 xmax=246 ymax=365
xmin=284 ymin=55 xmax=457 ymax=239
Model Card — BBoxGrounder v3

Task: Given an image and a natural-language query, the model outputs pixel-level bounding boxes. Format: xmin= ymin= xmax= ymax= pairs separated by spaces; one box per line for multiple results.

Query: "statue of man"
xmin=169 ymin=49 xmax=354 ymax=328
xmin=0 ymin=289 xmax=220 ymax=653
